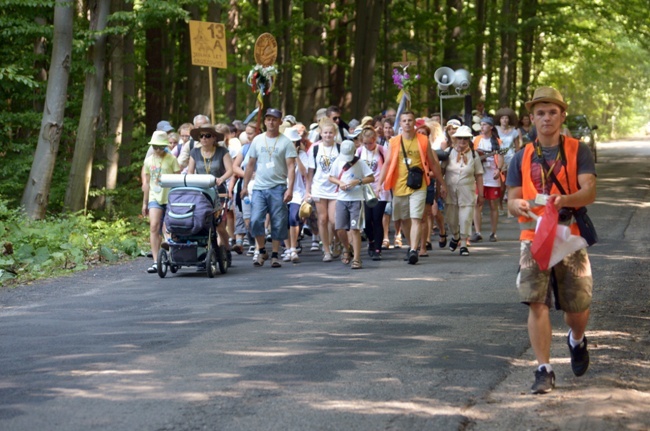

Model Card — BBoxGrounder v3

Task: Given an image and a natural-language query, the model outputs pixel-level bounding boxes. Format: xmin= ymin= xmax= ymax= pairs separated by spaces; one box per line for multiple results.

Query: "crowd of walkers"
xmin=142 ymin=86 xmax=599 ymax=396
xmin=142 ymin=103 xmax=531 ymax=272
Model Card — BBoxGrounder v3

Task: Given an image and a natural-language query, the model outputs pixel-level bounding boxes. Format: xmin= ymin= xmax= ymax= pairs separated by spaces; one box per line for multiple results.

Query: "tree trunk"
xmin=329 ymin=5 xmax=349 ymax=109
xmin=33 ymin=17 xmax=48 ymax=113
xmin=280 ymin=0 xmax=293 ymax=115
xmin=105 ymin=0 xmax=124 ymax=212
xmin=225 ymin=0 xmax=240 ymax=121
xmin=443 ymin=0 xmax=463 ymax=67
xmin=498 ymin=0 xmax=511 ymax=107
xmin=21 ymin=0 xmax=74 ymax=220
xmin=187 ymin=6 xmax=209 ymax=118
xmin=297 ymin=1 xmax=324 ymax=123
xmin=145 ymin=26 xmax=164 ymax=135
xmin=472 ymin=0 xmax=487 ymax=103
xmin=63 ymin=0 xmax=110 ymax=213
xmin=519 ymin=0 xmax=537 ymax=107
xmin=485 ymin=0 xmax=498 ymax=106
xmin=118 ymin=0 xmax=134 ymax=186
xmin=351 ymin=0 xmax=384 ymax=119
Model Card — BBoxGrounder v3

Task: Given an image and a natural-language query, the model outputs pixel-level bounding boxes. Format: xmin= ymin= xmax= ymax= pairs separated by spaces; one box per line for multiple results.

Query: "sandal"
xmin=381 ymin=239 xmax=390 ymax=250
xmin=460 ymin=246 xmax=470 ymax=256
xmin=341 ymin=251 xmax=351 ymax=265
xmin=449 ymin=237 xmax=460 ymax=252
xmin=351 ymin=259 xmax=362 ymax=269
xmin=147 ymin=263 xmax=158 ymax=274
xmin=394 ymin=237 xmax=403 ymax=249
xmin=438 ymin=234 xmax=448 ymax=248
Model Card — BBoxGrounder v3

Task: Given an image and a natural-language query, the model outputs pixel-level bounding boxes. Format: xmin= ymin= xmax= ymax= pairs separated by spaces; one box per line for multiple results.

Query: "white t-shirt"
xmin=291 ymin=150 xmax=309 ymax=204
xmin=307 ymin=142 xmax=340 ymax=199
xmin=356 ymin=145 xmax=390 ymax=201
xmin=476 ymin=137 xmax=500 ymax=187
xmin=329 ymin=158 xmax=373 ymax=202
xmin=496 ymin=126 xmax=519 ymax=166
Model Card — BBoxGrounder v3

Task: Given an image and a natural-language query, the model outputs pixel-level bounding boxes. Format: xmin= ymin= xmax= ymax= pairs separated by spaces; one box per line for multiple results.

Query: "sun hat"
xmin=282 ymin=114 xmax=297 ymax=125
xmin=283 ymin=127 xmax=302 ymax=142
xmin=480 ymin=116 xmax=494 ymax=126
xmin=452 ymin=125 xmax=474 ymax=138
xmin=299 ymin=201 xmax=312 ymax=219
xmin=446 ymin=119 xmax=462 ymax=129
xmin=156 ymin=120 xmax=174 ymax=133
xmin=148 ymin=130 xmax=170 ymax=147
xmin=189 ymin=124 xmax=225 ymax=142
xmin=525 ymin=86 xmax=568 ymax=111
xmin=347 ymin=128 xmax=363 ymax=139
xmin=265 ymin=108 xmax=283 ymax=119
xmin=495 ymin=107 xmax=519 ymax=127
xmin=338 ymin=139 xmax=356 ymax=162
xmin=359 ymin=116 xmax=374 ymax=128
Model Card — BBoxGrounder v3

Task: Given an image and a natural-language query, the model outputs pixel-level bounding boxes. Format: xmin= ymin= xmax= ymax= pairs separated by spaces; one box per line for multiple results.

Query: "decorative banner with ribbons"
xmin=392 ymin=66 xmax=420 ymax=134
xmin=245 ymin=33 xmax=278 ymax=132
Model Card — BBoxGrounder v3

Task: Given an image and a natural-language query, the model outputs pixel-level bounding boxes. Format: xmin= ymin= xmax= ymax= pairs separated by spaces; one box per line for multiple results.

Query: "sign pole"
xmin=208 ymin=67 xmax=215 ymax=124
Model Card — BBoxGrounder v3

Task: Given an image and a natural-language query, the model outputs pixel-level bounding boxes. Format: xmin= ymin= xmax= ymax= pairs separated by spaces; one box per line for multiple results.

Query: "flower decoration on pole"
xmin=392 ymin=64 xmax=420 ymax=134
xmin=246 ymin=64 xmax=278 ymax=109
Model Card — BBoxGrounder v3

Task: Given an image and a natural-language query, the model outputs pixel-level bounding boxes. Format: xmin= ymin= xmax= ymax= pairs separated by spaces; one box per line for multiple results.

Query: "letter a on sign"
xmin=189 ymin=20 xmax=227 ymax=69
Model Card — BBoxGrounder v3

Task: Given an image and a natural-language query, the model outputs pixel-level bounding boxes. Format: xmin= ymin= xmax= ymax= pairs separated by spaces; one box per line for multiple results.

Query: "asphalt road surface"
xmin=1 ymin=139 xmax=649 ymax=431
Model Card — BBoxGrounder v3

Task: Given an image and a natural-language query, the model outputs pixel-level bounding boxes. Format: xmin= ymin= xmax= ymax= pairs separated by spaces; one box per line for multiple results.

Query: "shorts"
xmin=288 ymin=202 xmax=301 ymax=227
xmin=392 ymin=189 xmax=426 ymax=221
xmin=425 ymin=181 xmax=436 ymax=205
xmin=483 ymin=186 xmax=501 ymax=200
xmin=335 ymin=200 xmax=363 ymax=231
xmin=516 ymin=241 xmax=593 ymax=313
xmin=148 ymin=201 xmax=166 ymax=211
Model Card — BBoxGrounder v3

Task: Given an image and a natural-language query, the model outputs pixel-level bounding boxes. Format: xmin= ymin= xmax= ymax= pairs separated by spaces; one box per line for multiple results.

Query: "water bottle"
xmin=243 ymin=196 xmax=251 ymax=205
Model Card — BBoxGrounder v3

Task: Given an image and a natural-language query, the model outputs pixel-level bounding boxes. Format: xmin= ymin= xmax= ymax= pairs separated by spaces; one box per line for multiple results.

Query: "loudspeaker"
xmin=453 ymin=69 xmax=471 ymax=90
xmin=434 ymin=67 xmax=456 ymax=91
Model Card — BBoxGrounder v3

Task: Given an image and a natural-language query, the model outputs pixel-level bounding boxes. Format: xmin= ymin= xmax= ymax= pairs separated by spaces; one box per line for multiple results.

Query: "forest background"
xmin=1 ymin=0 xmax=649 ymax=284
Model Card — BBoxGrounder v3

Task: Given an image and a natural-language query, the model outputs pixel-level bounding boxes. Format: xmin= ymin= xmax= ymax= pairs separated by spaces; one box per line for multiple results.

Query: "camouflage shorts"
xmin=516 ymin=241 xmax=593 ymax=312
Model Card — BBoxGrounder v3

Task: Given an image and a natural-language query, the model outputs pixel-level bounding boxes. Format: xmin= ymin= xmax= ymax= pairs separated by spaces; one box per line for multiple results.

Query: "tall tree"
xmin=64 ymin=0 xmax=110 ymax=213
xmin=351 ymin=0 xmax=384 ymax=118
xmin=472 ymin=0 xmax=487 ymax=103
xmin=519 ymin=0 xmax=538 ymax=107
xmin=297 ymin=1 xmax=326 ymax=122
xmin=21 ymin=0 xmax=74 ymax=220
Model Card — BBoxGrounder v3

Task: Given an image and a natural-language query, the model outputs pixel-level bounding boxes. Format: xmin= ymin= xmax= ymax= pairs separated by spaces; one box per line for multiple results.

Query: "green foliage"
xmin=0 ymin=196 xmax=149 ymax=287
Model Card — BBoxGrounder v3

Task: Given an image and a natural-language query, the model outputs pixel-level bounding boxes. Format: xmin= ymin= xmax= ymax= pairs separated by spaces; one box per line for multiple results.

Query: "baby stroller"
xmin=157 ymin=174 xmax=227 ymax=278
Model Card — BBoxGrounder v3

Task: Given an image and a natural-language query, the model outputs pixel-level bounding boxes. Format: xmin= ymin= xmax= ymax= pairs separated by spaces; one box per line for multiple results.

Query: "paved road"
xmin=1 ymin=139 xmax=649 ymax=430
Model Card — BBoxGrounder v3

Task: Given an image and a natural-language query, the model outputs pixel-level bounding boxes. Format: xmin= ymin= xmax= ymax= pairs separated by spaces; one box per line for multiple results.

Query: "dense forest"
xmin=1 ymin=0 xmax=649 ymax=219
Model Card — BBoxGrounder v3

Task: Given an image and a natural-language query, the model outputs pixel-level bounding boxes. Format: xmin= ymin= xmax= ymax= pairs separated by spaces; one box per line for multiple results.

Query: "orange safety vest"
xmin=518 ymin=138 xmax=582 ymax=241
xmin=383 ymin=133 xmax=431 ymax=190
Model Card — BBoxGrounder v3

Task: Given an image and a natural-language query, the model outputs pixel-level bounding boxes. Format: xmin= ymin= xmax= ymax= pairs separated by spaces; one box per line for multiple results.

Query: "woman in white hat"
xmin=445 ymin=126 xmax=484 ymax=256
xmin=328 ymin=140 xmax=375 ymax=269
xmin=142 ymin=131 xmax=181 ymax=273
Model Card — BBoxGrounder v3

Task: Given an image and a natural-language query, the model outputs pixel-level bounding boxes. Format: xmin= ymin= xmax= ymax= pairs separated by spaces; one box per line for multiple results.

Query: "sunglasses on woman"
xmin=200 ymin=134 xmax=213 ymax=139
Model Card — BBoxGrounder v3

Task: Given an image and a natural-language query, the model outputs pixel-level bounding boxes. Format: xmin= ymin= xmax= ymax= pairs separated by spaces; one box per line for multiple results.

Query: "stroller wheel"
xmin=157 ymin=249 xmax=169 ymax=278
xmin=217 ymin=245 xmax=228 ymax=274
xmin=206 ymin=248 xmax=218 ymax=278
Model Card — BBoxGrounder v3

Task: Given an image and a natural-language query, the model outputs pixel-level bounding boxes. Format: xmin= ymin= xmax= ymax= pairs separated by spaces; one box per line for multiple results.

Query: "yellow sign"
xmin=189 ymin=20 xmax=227 ymax=69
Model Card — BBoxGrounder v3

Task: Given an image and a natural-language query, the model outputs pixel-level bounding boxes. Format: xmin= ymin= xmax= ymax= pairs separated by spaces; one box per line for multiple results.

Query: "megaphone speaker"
xmin=453 ymin=69 xmax=471 ymax=90
xmin=434 ymin=67 xmax=456 ymax=91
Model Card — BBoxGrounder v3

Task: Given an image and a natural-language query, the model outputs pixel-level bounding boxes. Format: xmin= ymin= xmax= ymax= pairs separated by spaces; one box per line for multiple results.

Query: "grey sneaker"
xmin=489 ymin=233 xmax=497 ymax=242
xmin=531 ymin=369 xmax=556 ymax=394
xmin=246 ymin=246 xmax=256 ymax=256
xmin=470 ymin=232 xmax=483 ymax=242
xmin=568 ymin=332 xmax=590 ymax=376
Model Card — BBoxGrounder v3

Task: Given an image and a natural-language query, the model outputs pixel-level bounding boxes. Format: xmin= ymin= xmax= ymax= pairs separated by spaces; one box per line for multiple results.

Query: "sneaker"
xmin=531 ymin=369 xmax=556 ymax=394
xmin=253 ymin=251 xmax=268 ymax=267
xmin=311 ymin=241 xmax=320 ymax=252
xmin=246 ymin=246 xmax=256 ymax=256
xmin=282 ymin=249 xmax=293 ymax=262
xmin=322 ymin=253 xmax=333 ymax=262
xmin=407 ymin=249 xmax=419 ymax=265
xmin=290 ymin=251 xmax=300 ymax=263
xmin=567 ymin=332 xmax=590 ymax=376
xmin=243 ymin=237 xmax=250 ymax=247
xmin=233 ymin=241 xmax=243 ymax=254
xmin=147 ymin=263 xmax=158 ymax=273
xmin=470 ymin=232 xmax=483 ymax=242
xmin=489 ymin=233 xmax=497 ymax=242
xmin=271 ymin=257 xmax=282 ymax=268
xmin=372 ymin=250 xmax=382 ymax=261
xmin=295 ymin=242 xmax=302 ymax=254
